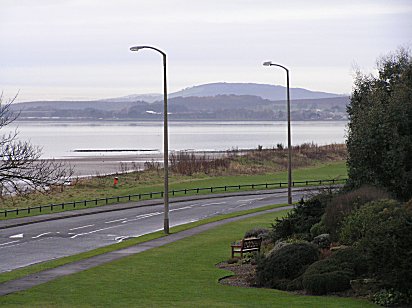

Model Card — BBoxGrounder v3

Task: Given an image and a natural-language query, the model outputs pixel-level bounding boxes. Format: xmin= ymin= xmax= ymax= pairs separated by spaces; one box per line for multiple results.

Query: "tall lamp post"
xmin=130 ymin=45 xmax=169 ymax=234
xmin=263 ymin=61 xmax=292 ymax=205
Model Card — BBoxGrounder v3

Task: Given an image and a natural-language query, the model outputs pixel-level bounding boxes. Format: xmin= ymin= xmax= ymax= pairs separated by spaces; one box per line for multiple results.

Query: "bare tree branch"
xmin=0 ymin=94 xmax=73 ymax=196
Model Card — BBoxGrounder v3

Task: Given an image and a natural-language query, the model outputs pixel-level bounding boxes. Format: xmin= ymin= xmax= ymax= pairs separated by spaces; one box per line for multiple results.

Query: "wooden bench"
xmin=231 ymin=237 xmax=262 ymax=258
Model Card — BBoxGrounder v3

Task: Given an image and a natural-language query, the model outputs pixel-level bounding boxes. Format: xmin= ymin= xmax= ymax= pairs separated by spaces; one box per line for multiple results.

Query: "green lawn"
xmin=0 ymin=209 xmax=375 ymax=307
xmin=1 ymin=161 xmax=347 ymax=220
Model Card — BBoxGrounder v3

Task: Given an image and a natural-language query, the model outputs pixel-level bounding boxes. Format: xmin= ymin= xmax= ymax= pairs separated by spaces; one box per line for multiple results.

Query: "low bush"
xmin=372 ymin=288 xmax=412 ymax=307
xmin=270 ymin=192 xmax=332 ymax=242
xmin=303 ymin=270 xmax=353 ymax=295
xmin=302 ymin=247 xmax=367 ymax=295
xmin=244 ymin=227 xmax=270 ymax=240
xmin=311 ymin=233 xmax=331 ymax=249
xmin=256 ymin=242 xmax=318 ymax=289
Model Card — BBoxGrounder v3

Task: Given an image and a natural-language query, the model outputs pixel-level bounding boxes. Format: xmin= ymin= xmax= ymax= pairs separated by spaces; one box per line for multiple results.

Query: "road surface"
xmin=0 ymin=189 xmax=309 ymax=273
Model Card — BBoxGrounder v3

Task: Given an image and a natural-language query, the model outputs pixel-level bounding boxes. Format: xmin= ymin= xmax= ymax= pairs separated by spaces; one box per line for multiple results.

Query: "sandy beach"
xmin=56 ymin=154 xmax=162 ymax=178
xmin=56 ymin=151 xmax=232 ymax=178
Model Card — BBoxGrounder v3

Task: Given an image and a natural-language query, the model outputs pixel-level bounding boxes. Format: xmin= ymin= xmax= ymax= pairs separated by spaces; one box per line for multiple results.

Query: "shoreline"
xmin=52 ymin=150 xmax=235 ymax=178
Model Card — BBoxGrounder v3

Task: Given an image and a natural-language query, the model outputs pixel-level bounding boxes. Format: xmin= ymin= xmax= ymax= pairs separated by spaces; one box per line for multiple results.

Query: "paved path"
xmin=0 ymin=206 xmax=290 ymax=296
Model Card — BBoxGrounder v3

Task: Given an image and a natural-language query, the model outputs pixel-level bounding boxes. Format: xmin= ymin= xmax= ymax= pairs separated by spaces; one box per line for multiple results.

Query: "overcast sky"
xmin=1 ymin=0 xmax=411 ymax=102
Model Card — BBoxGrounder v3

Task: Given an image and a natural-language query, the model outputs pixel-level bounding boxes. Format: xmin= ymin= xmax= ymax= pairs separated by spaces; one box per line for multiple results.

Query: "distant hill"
xmin=77 ymin=82 xmax=343 ymax=103
xmin=170 ymin=82 xmax=343 ymax=101
xmin=11 ymin=82 xmax=348 ymax=121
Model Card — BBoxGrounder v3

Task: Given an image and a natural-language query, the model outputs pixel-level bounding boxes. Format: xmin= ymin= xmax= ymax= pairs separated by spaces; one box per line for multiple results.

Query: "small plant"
xmin=372 ymin=289 xmax=411 ymax=307
xmin=241 ymin=252 xmax=258 ymax=265
xmin=227 ymin=258 xmax=239 ymax=264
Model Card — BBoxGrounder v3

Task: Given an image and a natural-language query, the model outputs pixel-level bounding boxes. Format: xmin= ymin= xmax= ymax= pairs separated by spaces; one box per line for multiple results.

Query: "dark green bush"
xmin=311 ymin=234 xmax=331 ymax=249
xmin=339 ymin=199 xmax=412 ymax=292
xmin=302 ymin=247 xmax=367 ymax=295
xmin=303 ymin=270 xmax=353 ymax=295
xmin=271 ymin=192 xmax=332 ymax=242
xmin=339 ymin=199 xmax=400 ymax=245
xmin=322 ymin=185 xmax=390 ymax=240
xmin=256 ymin=242 xmax=319 ymax=289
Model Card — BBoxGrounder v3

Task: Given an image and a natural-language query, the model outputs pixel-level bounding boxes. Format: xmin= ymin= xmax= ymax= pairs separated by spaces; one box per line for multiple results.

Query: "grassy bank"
xmin=0 ymin=208 xmax=375 ymax=307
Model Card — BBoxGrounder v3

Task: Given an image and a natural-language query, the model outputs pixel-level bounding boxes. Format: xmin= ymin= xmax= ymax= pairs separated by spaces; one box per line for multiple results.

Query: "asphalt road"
xmin=0 ymin=190 xmax=309 ymax=273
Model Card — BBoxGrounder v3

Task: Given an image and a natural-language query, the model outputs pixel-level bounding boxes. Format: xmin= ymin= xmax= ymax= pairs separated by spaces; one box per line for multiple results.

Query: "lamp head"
xmin=263 ymin=61 xmax=273 ymax=66
xmin=130 ymin=46 xmax=145 ymax=52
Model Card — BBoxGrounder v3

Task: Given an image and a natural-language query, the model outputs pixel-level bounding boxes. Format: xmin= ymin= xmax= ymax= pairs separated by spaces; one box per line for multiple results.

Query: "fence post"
xmin=27 ymin=207 xmax=30 ymax=214
xmin=224 ymin=186 xmax=227 ymax=191
xmin=185 ymin=189 xmax=187 ymax=194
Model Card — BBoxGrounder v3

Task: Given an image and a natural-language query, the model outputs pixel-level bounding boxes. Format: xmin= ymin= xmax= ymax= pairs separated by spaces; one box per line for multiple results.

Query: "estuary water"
xmin=7 ymin=121 xmax=347 ymax=159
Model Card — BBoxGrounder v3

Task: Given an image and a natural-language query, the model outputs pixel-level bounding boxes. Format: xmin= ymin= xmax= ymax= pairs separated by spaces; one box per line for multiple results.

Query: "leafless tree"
xmin=0 ymin=94 xmax=73 ymax=196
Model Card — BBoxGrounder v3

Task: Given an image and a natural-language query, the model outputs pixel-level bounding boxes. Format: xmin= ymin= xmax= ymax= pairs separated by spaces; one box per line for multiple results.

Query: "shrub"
xmin=256 ymin=242 xmax=318 ymax=289
xmin=244 ymin=227 xmax=270 ymax=240
xmin=303 ymin=270 xmax=353 ymax=295
xmin=310 ymin=221 xmax=327 ymax=238
xmin=311 ymin=234 xmax=331 ymax=249
xmin=339 ymin=199 xmax=399 ymax=245
xmin=322 ymin=185 xmax=390 ymax=240
xmin=339 ymin=199 xmax=412 ymax=292
xmin=270 ymin=192 xmax=332 ymax=242
xmin=302 ymin=247 xmax=367 ymax=295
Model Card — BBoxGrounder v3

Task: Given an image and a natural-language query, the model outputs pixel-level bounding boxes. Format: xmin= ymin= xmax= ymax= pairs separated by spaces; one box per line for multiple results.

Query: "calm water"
xmin=8 ymin=121 xmax=347 ymax=159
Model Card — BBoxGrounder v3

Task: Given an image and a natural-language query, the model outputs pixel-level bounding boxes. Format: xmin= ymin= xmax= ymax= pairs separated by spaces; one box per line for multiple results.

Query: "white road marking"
xmin=122 ymin=212 xmax=162 ymax=223
xmin=0 ymin=240 xmax=20 ymax=246
xmin=105 ymin=218 xmax=128 ymax=224
xmin=114 ymin=236 xmax=129 ymax=243
xmin=170 ymin=206 xmax=192 ymax=212
xmin=200 ymin=202 xmax=226 ymax=207
xmin=32 ymin=232 xmax=52 ymax=239
xmin=69 ymin=224 xmax=95 ymax=231
xmin=9 ymin=233 xmax=23 ymax=239
xmin=70 ymin=225 xmax=122 ymax=239
xmin=236 ymin=198 xmax=262 ymax=203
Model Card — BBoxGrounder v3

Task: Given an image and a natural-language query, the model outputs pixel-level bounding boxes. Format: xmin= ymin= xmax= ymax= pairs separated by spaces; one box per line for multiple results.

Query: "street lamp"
xmin=130 ymin=45 xmax=170 ymax=234
xmin=263 ymin=61 xmax=292 ymax=205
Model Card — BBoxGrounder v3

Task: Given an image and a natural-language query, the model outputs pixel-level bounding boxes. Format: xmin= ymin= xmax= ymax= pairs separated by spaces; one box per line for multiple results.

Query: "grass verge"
xmin=0 ymin=204 xmax=286 ymax=284
xmin=0 ymin=206 xmax=376 ymax=307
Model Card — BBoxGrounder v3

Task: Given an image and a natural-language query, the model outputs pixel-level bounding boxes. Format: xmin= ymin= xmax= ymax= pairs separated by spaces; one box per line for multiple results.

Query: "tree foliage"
xmin=0 ymin=94 xmax=73 ymax=196
xmin=346 ymin=48 xmax=412 ymax=200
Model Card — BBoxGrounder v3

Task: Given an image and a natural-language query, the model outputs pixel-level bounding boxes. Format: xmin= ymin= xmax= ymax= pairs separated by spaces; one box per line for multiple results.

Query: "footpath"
xmin=0 ymin=206 xmax=291 ymax=296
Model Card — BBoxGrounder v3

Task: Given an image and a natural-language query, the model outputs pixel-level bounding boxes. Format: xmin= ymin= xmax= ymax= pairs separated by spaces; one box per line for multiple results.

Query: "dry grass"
xmin=171 ymin=143 xmax=347 ymax=176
